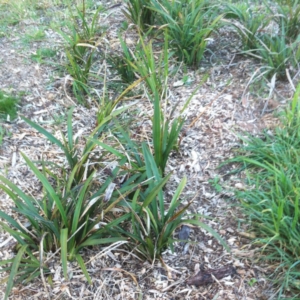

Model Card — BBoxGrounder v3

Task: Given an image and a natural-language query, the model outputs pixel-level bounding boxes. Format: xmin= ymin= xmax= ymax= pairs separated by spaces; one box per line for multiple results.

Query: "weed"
xmin=30 ymin=48 xmax=57 ymax=64
xmin=22 ymin=27 xmax=46 ymax=45
xmin=209 ymin=176 xmax=223 ymax=193
xmin=0 ymin=90 xmax=19 ymax=121
xmin=220 ymin=84 xmax=300 ymax=297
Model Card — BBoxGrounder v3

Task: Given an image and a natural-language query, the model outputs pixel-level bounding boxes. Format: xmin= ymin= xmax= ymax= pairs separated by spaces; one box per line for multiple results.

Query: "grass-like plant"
xmin=264 ymin=0 xmax=300 ymax=41
xmin=220 ymin=84 xmax=300 ymax=298
xmin=132 ymin=35 xmax=185 ymax=175
xmin=122 ymin=143 xmax=229 ymax=261
xmin=0 ymin=90 xmax=18 ymax=121
xmin=251 ymin=23 xmax=300 ymax=79
xmin=0 ymin=107 xmax=149 ymax=298
xmin=130 ymin=33 xmax=206 ymax=175
xmin=56 ymin=1 xmax=106 ymax=105
xmin=224 ymin=2 xmax=271 ymax=51
xmin=150 ymin=0 xmax=223 ymax=66
xmin=107 ymin=34 xmax=137 ymax=84
xmin=30 ymin=47 xmax=57 ymax=64
xmin=122 ymin=0 xmax=156 ymax=32
xmin=91 ymin=129 xmax=229 ymax=262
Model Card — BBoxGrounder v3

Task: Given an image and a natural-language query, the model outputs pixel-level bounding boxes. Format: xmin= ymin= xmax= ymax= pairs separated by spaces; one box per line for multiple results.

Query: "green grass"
xmin=221 ymin=84 xmax=300 ymax=298
xmin=0 ymin=90 xmax=19 ymax=121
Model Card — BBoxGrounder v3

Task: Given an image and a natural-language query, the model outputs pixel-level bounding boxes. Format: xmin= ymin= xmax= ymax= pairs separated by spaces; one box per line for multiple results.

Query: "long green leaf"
xmin=0 ymin=176 xmax=39 ymax=215
xmin=71 ymin=171 xmax=95 ymax=235
xmin=142 ymin=173 xmax=171 ymax=209
xmin=75 ymin=254 xmax=92 ymax=285
xmin=21 ymin=153 xmax=68 ymax=227
xmin=21 ymin=116 xmax=74 ymax=167
xmin=78 ymin=237 xmax=126 ymax=249
xmin=67 ymin=106 xmax=75 ymax=161
xmin=4 ymin=244 xmax=28 ymax=300
xmin=0 ymin=207 xmax=27 ymax=233
xmin=0 ymin=222 xmax=36 ymax=246
xmin=165 ymin=176 xmax=187 ymax=221
xmin=60 ymin=228 xmax=68 ymax=280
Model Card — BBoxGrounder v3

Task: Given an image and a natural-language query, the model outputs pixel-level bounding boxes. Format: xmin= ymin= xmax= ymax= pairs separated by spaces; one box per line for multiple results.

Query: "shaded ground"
xmin=0 ymin=2 xmax=296 ymax=299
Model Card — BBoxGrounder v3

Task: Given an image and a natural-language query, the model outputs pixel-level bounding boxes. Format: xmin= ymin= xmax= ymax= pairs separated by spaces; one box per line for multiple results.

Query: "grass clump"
xmin=221 ymin=84 xmax=300 ymax=298
xmin=123 ymin=0 xmax=156 ymax=32
xmin=0 ymin=90 xmax=19 ymax=121
xmin=150 ymin=0 xmax=222 ymax=67
xmin=224 ymin=1 xmax=300 ymax=80
xmin=0 ymin=105 xmax=228 ymax=298
xmin=55 ymin=1 xmax=107 ymax=105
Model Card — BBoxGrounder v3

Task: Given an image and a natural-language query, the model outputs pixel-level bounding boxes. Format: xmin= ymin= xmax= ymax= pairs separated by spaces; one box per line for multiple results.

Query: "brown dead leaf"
xmin=186 ymin=265 xmax=236 ymax=286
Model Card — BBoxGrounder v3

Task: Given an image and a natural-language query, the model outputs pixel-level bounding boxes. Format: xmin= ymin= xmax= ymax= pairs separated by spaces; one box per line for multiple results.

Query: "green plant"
xmin=209 ymin=176 xmax=223 ymax=193
xmin=96 ymin=72 xmax=144 ymax=126
xmin=21 ymin=27 xmax=46 ymax=45
xmin=127 ymin=143 xmax=229 ymax=261
xmin=91 ymin=131 xmax=229 ymax=262
xmin=0 ymin=125 xmax=5 ymax=146
xmin=150 ymin=0 xmax=222 ymax=66
xmin=225 ymin=2 xmax=271 ymax=51
xmin=248 ymin=278 xmax=258 ymax=287
xmin=264 ymin=0 xmax=300 ymax=41
xmin=133 ymin=34 xmax=206 ymax=175
xmin=123 ymin=0 xmax=156 ymax=32
xmin=0 ymin=151 xmax=139 ymax=298
xmin=56 ymin=1 xmax=106 ymax=105
xmin=30 ymin=47 xmax=57 ymax=64
xmin=0 ymin=90 xmax=18 ymax=121
xmin=21 ymin=104 xmax=132 ymax=186
xmin=254 ymin=27 xmax=300 ymax=79
xmin=107 ymin=34 xmax=137 ymax=84
xmin=0 ymin=106 xmax=147 ymax=298
xmin=220 ymin=84 xmax=300 ymax=298
xmin=132 ymin=35 xmax=185 ymax=175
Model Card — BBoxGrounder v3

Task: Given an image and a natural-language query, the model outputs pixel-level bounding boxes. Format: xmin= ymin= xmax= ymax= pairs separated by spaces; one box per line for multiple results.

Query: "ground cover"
xmin=0 ymin=0 xmax=299 ymax=299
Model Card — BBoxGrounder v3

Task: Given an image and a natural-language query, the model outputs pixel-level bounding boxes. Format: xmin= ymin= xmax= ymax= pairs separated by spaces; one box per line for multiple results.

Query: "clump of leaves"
xmin=131 ymin=33 xmax=205 ymax=175
xmin=220 ymin=84 xmax=300 ymax=298
xmin=122 ymin=0 xmax=156 ymax=32
xmin=123 ymin=143 xmax=229 ymax=261
xmin=0 ymin=107 xmax=142 ymax=298
xmin=92 ymin=129 xmax=229 ymax=262
xmin=255 ymin=29 xmax=300 ymax=79
xmin=0 ymin=90 xmax=19 ymax=121
xmin=107 ymin=34 xmax=137 ymax=84
xmin=150 ymin=0 xmax=223 ymax=66
xmin=30 ymin=47 xmax=57 ymax=64
xmin=264 ymin=0 xmax=300 ymax=41
xmin=224 ymin=2 xmax=271 ymax=51
xmin=56 ymin=1 xmax=106 ymax=105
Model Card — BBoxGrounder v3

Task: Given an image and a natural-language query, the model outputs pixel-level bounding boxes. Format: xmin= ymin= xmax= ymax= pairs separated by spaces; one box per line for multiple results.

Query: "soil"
xmin=0 ymin=2 xmax=297 ymax=299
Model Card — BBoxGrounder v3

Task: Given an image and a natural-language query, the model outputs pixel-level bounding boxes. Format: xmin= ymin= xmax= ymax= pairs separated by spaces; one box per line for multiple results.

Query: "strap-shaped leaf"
xmin=4 ymin=244 xmax=28 ymax=300
xmin=21 ymin=152 xmax=68 ymax=228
